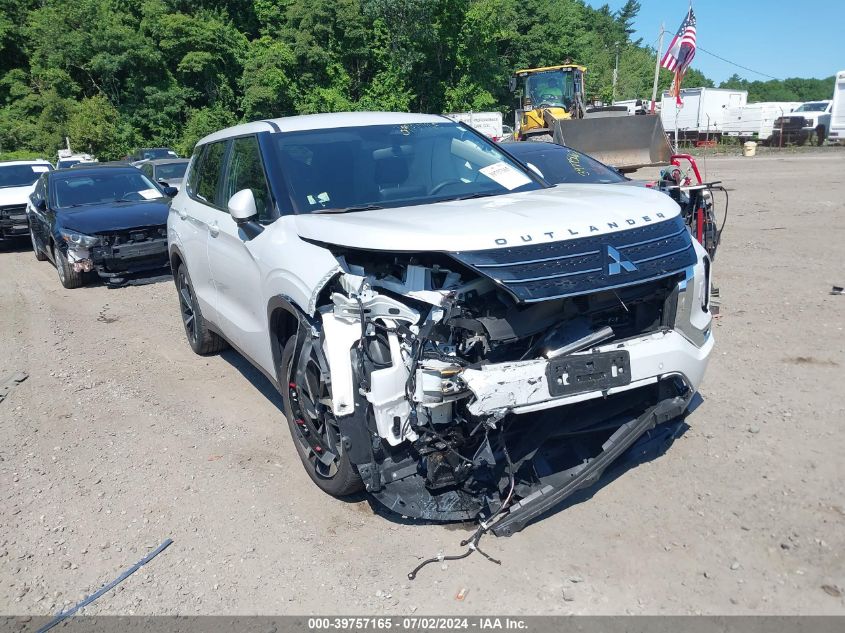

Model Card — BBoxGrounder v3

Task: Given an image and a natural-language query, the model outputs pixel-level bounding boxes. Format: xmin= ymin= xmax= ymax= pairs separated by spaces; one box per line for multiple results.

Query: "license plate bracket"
xmin=546 ymin=350 xmax=632 ymax=397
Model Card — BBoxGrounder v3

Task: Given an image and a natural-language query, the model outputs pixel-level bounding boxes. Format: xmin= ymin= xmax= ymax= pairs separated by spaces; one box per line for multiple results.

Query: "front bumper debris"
xmin=91 ymin=236 xmax=169 ymax=282
xmin=419 ymin=330 xmax=712 ymax=417
xmin=489 ymin=391 xmax=692 ymax=536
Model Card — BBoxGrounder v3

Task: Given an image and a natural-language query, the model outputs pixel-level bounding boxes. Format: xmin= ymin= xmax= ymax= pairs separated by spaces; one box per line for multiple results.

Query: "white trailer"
xmin=829 ymin=70 xmax=845 ymax=145
xmin=722 ymin=102 xmax=802 ymax=143
xmin=443 ymin=111 xmax=504 ymax=141
xmin=660 ymin=87 xmax=747 ymax=140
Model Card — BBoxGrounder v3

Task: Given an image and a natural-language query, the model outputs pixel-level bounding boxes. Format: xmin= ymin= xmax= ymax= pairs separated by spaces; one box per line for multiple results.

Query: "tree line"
xmin=0 ymin=0 xmax=831 ymax=161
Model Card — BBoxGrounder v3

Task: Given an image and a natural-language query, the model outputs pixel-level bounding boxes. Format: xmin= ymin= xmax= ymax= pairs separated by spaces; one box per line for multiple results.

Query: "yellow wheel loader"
xmin=509 ymin=65 xmax=673 ymax=172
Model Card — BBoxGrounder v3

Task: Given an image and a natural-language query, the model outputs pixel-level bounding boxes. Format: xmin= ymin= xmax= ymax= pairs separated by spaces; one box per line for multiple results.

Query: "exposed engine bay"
xmin=299 ymin=230 xmax=709 ymax=534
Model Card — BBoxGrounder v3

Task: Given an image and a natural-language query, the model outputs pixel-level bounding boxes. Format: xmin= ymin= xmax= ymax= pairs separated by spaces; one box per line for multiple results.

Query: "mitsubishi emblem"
xmin=605 ymin=245 xmax=637 ymax=275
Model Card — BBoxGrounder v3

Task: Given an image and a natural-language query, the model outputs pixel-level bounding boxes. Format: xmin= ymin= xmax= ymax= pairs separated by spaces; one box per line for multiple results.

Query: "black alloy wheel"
xmin=281 ymin=337 xmax=363 ymax=496
xmin=175 ymin=264 xmax=227 ymax=355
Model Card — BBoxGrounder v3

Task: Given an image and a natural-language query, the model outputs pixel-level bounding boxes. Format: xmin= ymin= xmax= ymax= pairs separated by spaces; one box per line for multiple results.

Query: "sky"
xmin=585 ymin=0 xmax=845 ymax=85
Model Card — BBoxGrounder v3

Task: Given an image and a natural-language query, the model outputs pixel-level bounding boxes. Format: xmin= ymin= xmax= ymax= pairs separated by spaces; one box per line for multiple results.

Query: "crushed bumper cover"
xmin=91 ymin=238 xmax=170 ymax=283
xmin=448 ymin=329 xmax=712 ymax=417
xmin=490 ymin=391 xmax=692 ymax=536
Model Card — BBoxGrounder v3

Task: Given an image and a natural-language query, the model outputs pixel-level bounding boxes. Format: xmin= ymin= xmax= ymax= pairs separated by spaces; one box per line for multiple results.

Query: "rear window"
xmin=502 ymin=145 xmax=626 ymax=185
xmin=140 ymin=148 xmax=179 ymax=160
xmin=155 ymin=162 xmax=188 ymax=181
xmin=0 ymin=163 xmax=51 ymax=188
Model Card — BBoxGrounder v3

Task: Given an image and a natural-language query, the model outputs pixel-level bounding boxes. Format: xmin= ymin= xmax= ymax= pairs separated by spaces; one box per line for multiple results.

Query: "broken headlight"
xmin=60 ymin=229 xmax=99 ymax=248
xmin=674 ymin=251 xmax=712 ymax=348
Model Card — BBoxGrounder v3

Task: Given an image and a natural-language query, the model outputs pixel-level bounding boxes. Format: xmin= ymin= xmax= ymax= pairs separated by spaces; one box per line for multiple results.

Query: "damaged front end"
xmin=61 ymin=226 xmax=170 ymax=283
xmin=303 ymin=217 xmax=712 ymax=533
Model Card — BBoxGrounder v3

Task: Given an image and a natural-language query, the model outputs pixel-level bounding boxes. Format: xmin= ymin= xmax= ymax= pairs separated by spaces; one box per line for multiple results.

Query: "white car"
xmin=0 ymin=159 xmax=52 ymax=243
xmin=167 ymin=113 xmax=714 ymax=534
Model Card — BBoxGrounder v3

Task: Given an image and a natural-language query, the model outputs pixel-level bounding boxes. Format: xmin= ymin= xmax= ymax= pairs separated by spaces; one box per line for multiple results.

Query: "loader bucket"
xmin=551 ymin=114 xmax=673 ymax=172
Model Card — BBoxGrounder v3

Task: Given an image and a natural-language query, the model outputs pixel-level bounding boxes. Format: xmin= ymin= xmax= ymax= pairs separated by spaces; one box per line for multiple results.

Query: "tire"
xmin=175 ymin=264 xmax=227 ymax=355
xmin=54 ymin=246 xmax=84 ymax=289
xmin=816 ymin=126 xmax=826 ymax=146
xmin=30 ymin=224 xmax=46 ymax=261
xmin=281 ymin=336 xmax=364 ymax=497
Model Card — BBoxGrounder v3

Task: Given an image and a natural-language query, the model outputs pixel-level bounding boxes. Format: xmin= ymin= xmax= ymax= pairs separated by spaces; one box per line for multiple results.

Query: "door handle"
xmin=177 ymin=209 xmax=187 ymax=220
xmin=209 ymin=221 xmax=219 ymax=238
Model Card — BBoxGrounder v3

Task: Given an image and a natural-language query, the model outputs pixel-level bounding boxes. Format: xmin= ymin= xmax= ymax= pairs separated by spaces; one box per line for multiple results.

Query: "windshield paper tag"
xmin=479 ymin=162 xmax=532 ymax=190
xmin=139 ymin=189 xmax=160 ymax=200
xmin=31 ymin=166 xmax=49 ymax=173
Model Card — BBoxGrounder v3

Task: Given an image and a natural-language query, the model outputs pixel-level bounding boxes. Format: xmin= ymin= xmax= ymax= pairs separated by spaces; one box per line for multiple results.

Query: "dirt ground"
xmin=1 ymin=152 xmax=844 ymax=617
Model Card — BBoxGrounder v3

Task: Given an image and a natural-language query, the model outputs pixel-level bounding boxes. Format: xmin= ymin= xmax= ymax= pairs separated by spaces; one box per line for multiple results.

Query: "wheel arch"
xmin=168 ymin=244 xmax=185 ymax=278
xmin=267 ymin=295 xmax=317 ymax=385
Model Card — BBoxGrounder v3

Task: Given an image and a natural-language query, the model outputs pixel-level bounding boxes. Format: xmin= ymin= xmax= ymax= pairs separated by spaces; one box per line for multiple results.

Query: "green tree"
xmin=240 ymin=37 xmax=298 ymax=119
xmin=67 ymin=94 xmax=130 ymax=159
xmin=178 ymin=105 xmax=236 ymax=156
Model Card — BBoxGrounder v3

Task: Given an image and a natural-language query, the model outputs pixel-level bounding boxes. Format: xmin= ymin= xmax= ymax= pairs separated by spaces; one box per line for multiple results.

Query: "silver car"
xmin=135 ymin=158 xmax=190 ymax=191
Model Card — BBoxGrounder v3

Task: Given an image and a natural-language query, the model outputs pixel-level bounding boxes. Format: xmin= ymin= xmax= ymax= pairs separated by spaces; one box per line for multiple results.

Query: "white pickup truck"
xmin=167 ymin=113 xmax=714 ymax=535
xmin=772 ymin=100 xmax=832 ymax=146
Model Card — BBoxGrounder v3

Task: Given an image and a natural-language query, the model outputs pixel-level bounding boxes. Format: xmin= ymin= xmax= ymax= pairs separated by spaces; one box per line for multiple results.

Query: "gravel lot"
xmin=1 ymin=152 xmax=844 ymax=616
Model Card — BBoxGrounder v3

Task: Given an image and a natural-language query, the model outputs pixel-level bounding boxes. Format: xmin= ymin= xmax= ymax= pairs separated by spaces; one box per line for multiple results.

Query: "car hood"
xmin=0 ymin=184 xmax=36 ymax=206
xmin=58 ymin=200 xmax=170 ymax=234
xmin=294 ymin=184 xmax=680 ymax=252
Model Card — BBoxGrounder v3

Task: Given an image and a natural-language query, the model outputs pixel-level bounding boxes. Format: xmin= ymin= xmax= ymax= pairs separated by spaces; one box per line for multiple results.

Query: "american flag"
xmin=661 ymin=8 xmax=697 ymax=74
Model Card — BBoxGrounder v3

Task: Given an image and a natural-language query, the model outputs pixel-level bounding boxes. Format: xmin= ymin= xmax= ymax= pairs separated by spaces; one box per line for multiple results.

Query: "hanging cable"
xmin=696 ymin=47 xmax=780 ymax=81
xmin=407 ymin=430 xmax=515 ymax=580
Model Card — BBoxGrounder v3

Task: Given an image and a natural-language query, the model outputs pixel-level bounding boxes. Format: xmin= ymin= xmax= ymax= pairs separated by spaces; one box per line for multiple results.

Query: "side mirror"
xmin=33 ymin=197 xmax=47 ymax=211
xmin=508 ymin=77 xmax=517 ymax=92
xmin=228 ymin=189 xmax=258 ymax=222
xmin=227 ymin=188 xmax=263 ymax=240
xmin=163 ymin=186 xmax=178 ymax=198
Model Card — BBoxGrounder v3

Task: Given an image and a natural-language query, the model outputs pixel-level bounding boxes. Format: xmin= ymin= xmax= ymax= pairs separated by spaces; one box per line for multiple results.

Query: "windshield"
xmin=141 ymin=148 xmax=178 ymax=160
xmin=57 ymin=159 xmax=82 ymax=169
xmin=270 ymin=122 xmax=543 ymax=213
xmin=525 ymin=70 xmax=575 ymax=109
xmin=0 ymin=163 xmax=51 ymax=188
xmin=503 ymin=145 xmax=626 ymax=185
xmin=155 ymin=162 xmax=188 ymax=181
xmin=52 ymin=170 xmax=163 ymax=208
xmin=794 ymin=102 xmax=828 ymax=112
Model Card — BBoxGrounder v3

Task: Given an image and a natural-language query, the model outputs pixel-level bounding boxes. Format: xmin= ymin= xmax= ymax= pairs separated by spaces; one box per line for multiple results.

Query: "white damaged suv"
xmin=168 ymin=113 xmax=713 ymax=535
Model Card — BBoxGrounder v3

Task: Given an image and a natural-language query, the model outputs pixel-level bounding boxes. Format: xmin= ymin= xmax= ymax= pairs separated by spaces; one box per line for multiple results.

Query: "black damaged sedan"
xmin=27 ymin=165 xmax=177 ymax=288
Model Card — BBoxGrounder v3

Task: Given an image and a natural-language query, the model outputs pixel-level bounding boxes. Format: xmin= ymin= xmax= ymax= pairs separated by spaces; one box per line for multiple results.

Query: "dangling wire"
xmin=407 ymin=429 xmax=516 ymax=580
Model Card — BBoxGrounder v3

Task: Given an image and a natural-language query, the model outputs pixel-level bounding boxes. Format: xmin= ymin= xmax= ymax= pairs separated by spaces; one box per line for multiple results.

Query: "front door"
xmin=206 ymin=135 xmax=275 ymax=373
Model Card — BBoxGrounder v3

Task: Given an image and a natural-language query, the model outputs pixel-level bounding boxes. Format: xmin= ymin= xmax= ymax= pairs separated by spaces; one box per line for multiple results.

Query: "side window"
xmin=32 ymin=177 xmax=45 ymax=205
xmin=185 ymin=149 xmax=203 ymax=196
xmin=140 ymin=164 xmax=154 ymax=179
xmin=222 ymin=136 xmax=273 ymax=221
xmin=194 ymin=141 xmax=227 ymax=207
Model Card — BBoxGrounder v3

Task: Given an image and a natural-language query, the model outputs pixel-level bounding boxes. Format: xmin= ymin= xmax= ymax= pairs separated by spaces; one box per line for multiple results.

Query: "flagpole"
xmin=650 ymin=22 xmax=665 ymax=113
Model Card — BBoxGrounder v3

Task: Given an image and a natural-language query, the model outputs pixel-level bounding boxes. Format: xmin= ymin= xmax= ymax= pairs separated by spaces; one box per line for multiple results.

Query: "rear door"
xmin=171 ymin=141 xmax=229 ymax=322
xmin=206 ymin=135 xmax=276 ymax=371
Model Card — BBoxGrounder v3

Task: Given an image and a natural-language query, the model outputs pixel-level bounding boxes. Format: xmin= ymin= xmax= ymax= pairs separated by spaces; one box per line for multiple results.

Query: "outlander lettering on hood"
xmin=493 ymin=212 xmax=668 ymax=245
